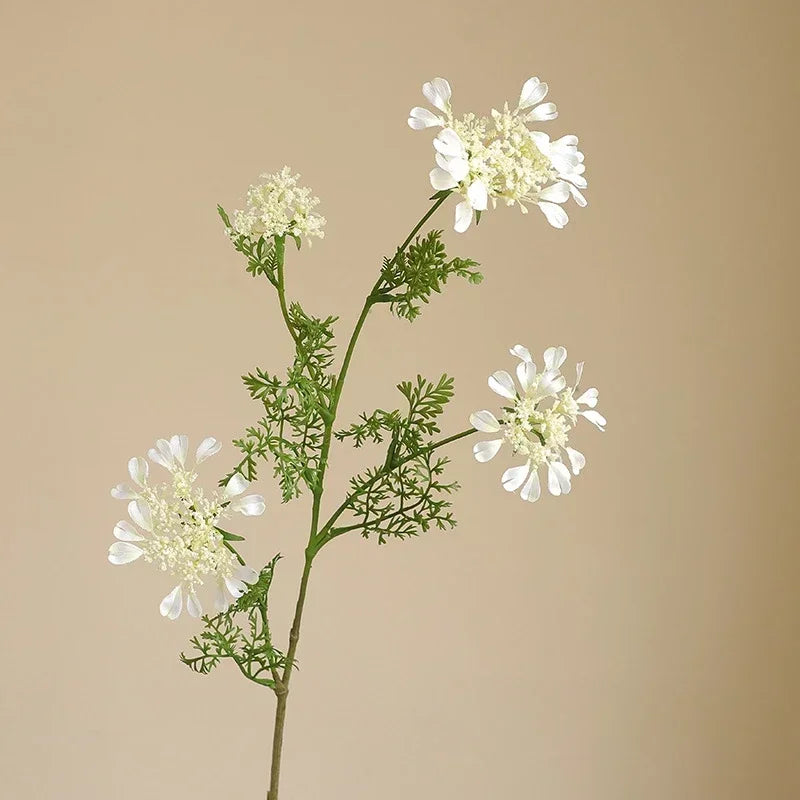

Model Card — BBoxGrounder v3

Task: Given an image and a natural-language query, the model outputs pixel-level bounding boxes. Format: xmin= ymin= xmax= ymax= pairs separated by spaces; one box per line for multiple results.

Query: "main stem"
xmin=265 ymin=195 xmax=449 ymax=799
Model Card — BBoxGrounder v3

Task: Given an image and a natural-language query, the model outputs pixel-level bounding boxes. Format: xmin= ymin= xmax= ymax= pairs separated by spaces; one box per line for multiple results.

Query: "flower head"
xmin=109 ymin=435 xmax=265 ymax=619
xmin=228 ymin=166 xmax=325 ymax=245
xmin=470 ymin=347 xmax=605 ymax=502
xmin=408 ymin=77 xmax=587 ymax=232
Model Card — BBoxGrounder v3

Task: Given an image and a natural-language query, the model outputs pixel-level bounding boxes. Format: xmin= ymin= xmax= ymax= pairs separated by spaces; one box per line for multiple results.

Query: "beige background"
xmin=2 ymin=0 xmax=799 ymax=797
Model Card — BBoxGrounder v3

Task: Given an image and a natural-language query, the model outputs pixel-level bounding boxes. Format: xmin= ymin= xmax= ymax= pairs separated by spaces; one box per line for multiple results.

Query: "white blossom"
xmin=228 ymin=166 xmax=326 ymax=245
xmin=409 ymin=77 xmax=587 ymax=232
xmin=108 ymin=435 xmax=264 ymax=619
xmin=470 ymin=347 xmax=605 ymax=502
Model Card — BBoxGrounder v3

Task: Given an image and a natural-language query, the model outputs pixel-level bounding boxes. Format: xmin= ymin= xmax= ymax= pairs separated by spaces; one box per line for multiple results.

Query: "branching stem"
xmin=265 ymin=194 xmax=459 ymax=799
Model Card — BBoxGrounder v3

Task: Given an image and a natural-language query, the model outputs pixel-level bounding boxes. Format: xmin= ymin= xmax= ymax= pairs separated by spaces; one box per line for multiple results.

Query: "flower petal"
xmin=488 ymin=370 xmax=516 ymax=400
xmin=127 ymin=499 xmax=152 ymax=532
xmin=576 ymin=387 xmax=599 ymax=408
xmin=538 ymin=181 xmax=570 ymax=204
xmin=195 ymin=436 xmax=222 ymax=463
xmin=467 ymin=180 xmax=488 ymax=211
xmin=509 ymin=344 xmax=534 ymax=364
xmin=114 ymin=520 xmax=145 ymax=541
xmin=518 ymin=77 xmax=548 ymax=110
xmin=469 ymin=410 xmax=501 ymax=433
xmin=224 ymin=473 xmax=249 ymax=498
xmin=408 ymin=107 xmax=443 ymax=130
xmin=516 ymin=360 xmax=537 ymax=393
xmin=231 ymin=495 xmax=266 ymax=516
xmin=473 ymin=439 xmax=503 ymax=463
xmin=446 ymin=156 xmax=469 ymax=182
xmin=566 ymin=447 xmax=586 ymax=476
xmin=108 ymin=541 xmax=144 ymax=565
xmin=454 ymin=201 xmax=473 ymax=233
xmin=235 ymin=565 xmax=259 ymax=584
xmin=502 ymin=463 xmax=530 ymax=493
xmin=422 ymin=77 xmax=452 ymax=113
xmin=547 ymin=461 xmax=572 ymax=496
xmin=429 ymin=167 xmax=458 ymax=191
xmin=148 ymin=448 xmax=172 ymax=471
xmin=538 ymin=201 xmax=569 ymax=229
xmin=433 ymin=128 xmax=465 ymax=158
xmin=224 ymin=576 xmax=247 ymax=598
xmin=186 ymin=591 xmax=202 ymax=618
xmin=574 ymin=361 xmax=584 ymax=388
xmin=526 ymin=102 xmax=558 ymax=122
xmin=159 ymin=585 xmax=183 ymax=620
xmin=520 ymin=469 xmax=541 ymax=503
xmin=111 ymin=483 xmax=138 ymax=500
xmin=169 ymin=435 xmax=188 ymax=467
xmin=215 ymin=581 xmax=231 ymax=612
xmin=579 ymin=409 xmax=607 ymax=431
xmin=544 ymin=346 xmax=567 ymax=372
xmin=128 ymin=457 xmax=149 ymax=487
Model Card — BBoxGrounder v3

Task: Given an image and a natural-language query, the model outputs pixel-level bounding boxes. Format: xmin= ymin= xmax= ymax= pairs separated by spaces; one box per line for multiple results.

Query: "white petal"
xmin=544 ymin=346 xmax=567 ymax=371
xmin=111 ymin=483 xmax=138 ymax=500
xmin=473 ymin=439 xmax=503 ymax=463
xmin=529 ymin=131 xmax=551 ymax=152
xmin=569 ymin=183 xmax=588 ymax=207
xmin=454 ymin=201 xmax=473 ymax=233
xmin=520 ymin=469 xmax=541 ymax=503
xmin=108 ymin=541 xmax=144 ymax=565
xmin=408 ymin=107 xmax=443 ymax=130
xmin=553 ymin=134 xmax=579 ymax=148
xmin=547 ymin=461 xmax=572 ymax=496
xmin=576 ymin=387 xmax=599 ymax=408
xmin=488 ymin=370 xmax=516 ymax=400
xmin=127 ymin=499 xmax=152 ymax=532
xmin=502 ymin=463 xmax=530 ymax=493
xmin=516 ymin=360 xmax=537 ymax=393
xmin=429 ymin=167 xmax=458 ymax=191
xmin=575 ymin=361 xmax=584 ymax=388
xmin=169 ymin=435 xmax=188 ymax=467
xmin=186 ymin=591 xmax=202 ymax=618
xmin=538 ymin=201 xmax=569 ymax=229
xmin=235 ymin=565 xmax=259 ymax=584
xmin=215 ymin=582 xmax=231 ymax=612
xmin=526 ymin=102 xmax=558 ymax=121
xmin=469 ymin=410 xmax=501 ymax=433
xmin=433 ymin=128 xmax=465 ymax=158
xmin=147 ymin=448 xmax=172 ymax=470
xmin=114 ymin=520 xmax=144 ymax=541
xmin=509 ymin=344 xmax=533 ymax=364
xmin=224 ymin=473 xmax=249 ymax=498
xmin=538 ymin=181 xmax=570 ymax=204
xmin=447 ymin=156 xmax=469 ymax=182
xmin=566 ymin=447 xmax=586 ymax=476
xmin=195 ymin=437 xmax=222 ymax=463
xmin=579 ymin=409 xmax=607 ymax=431
xmin=532 ymin=370 xmax=566 ymax=401
xmin=224 ymin=576 xmax=247 ymax=599
xmin=422 ymin=77 xmax=451 ymax=113
xmin=518 ymin=77 xmax=548 ymax=110
xmin=231 ymin=494 xmax=266 ymax=516
xmin=467 ymin=180 xmax=488 ymax=211
xmin=127 ymin=457 xmax=149 ymax=487
xmin=159 ymin=585 xmax=183 ymax=620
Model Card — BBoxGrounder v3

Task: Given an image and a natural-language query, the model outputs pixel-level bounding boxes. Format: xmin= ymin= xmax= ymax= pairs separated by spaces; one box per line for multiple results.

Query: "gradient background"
xmin=2 ymin=1 xmax=798 ymax=798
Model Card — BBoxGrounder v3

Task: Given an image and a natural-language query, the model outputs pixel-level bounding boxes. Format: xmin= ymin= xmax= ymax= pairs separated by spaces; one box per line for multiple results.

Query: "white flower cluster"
xmin=108 ymin=435 xmax=265 ymax=620
xmin=229 ymin=166 xmax=326 ymax=244
xmin=470 ymin=347 xmax=605 ymax=502
xmin=408 ymin=77 xmax=587 ymax=232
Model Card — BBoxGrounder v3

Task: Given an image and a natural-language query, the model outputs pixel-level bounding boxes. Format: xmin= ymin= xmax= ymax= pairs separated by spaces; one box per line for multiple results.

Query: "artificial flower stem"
xmin=265 ymin=196 xmax=449 ymax=800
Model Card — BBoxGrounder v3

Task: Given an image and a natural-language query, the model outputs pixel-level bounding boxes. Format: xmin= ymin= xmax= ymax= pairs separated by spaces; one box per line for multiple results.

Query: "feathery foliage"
xmin=375 ymin=229 xmax=482 ymax=321
xmin=218 ymin=206 xmax=281 ymax=284
xmin=334 ymin=374 xmax=460 ymax=542
xmin=224 ymin=303 xmax=337 ymax=501
xmin=180 ymin=556 xmax=288 ymax=688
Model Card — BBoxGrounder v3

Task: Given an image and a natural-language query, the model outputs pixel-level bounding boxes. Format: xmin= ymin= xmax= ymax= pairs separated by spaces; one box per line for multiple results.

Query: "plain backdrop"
xmin=2 ymin=1 xmax=799 ymax=798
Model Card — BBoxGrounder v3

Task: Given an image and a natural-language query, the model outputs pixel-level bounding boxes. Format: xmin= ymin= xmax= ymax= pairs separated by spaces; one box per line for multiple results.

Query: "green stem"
xmin=265 ymin=196 xmax=449 ymax=800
